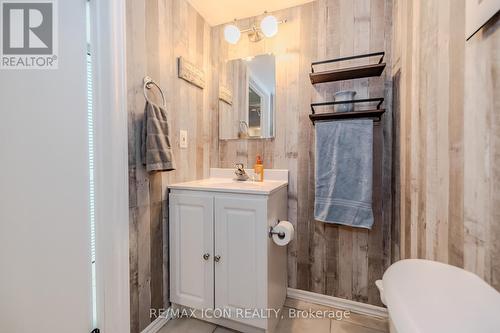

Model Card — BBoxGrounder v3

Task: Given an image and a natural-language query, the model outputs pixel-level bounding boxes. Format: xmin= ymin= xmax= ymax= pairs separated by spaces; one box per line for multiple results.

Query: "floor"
xmin=158 ymin=299 xmax=388 ymax=333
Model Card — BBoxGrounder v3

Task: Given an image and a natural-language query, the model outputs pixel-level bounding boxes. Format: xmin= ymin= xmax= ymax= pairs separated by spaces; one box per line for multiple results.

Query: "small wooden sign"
xmin=218 ymin=86 xmax=233 ymax=105
xmin=177 ymin=57 xmax=205 ymax=89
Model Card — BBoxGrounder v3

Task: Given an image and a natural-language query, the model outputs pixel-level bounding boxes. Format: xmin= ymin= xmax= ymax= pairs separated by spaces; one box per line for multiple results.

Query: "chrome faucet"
xmin=234 ymin=163 xmax=249 ymax=181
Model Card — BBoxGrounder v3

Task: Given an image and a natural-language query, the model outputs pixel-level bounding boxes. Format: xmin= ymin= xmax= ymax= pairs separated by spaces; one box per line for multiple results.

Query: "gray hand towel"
xmin=314 ymin=120 xmax=374 ymax=229
xmin=141 ymin=102 xmax=175 ymax=172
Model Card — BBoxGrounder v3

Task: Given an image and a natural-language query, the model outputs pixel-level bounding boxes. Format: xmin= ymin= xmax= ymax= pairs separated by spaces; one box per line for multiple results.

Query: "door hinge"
xmin=91 ymin=329 xmax=100 ymax=333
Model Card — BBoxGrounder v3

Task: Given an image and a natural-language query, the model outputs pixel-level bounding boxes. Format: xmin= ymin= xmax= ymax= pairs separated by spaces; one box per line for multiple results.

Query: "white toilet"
xmin=377 ymin=259 xmax=500 ymax=333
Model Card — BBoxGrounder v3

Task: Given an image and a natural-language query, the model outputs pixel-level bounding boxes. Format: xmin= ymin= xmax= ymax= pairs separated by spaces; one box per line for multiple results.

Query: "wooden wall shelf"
xmin=309 ymin=98 xmax=385 ymax=124
xmin=310 ymin=52 xmax=386 ymax=84
xmin=309 ymin=109 xmax=386 ymax=124
xmin=309 ymin=53 xmax=387 ymax=123
xmin=310 ymin=63 xmax=386 ymax=84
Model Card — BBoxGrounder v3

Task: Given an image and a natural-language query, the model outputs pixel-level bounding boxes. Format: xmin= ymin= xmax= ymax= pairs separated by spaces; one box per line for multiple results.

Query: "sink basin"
xmin=168 ymin=168 xmax=288 ymax=195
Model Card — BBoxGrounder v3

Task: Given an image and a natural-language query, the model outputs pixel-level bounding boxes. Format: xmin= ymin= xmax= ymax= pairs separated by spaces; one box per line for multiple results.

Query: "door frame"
xmin=89 ymin=0 xmax=130 ymax=332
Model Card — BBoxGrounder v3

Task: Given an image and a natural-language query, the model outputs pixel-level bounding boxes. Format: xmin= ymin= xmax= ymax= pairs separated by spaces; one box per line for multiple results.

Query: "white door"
xmin=214 ymin=196 xmax=267 ymax=328
xmin=0 ymin=1 xmax=93 ymax=332
xmin=170 ymin=192 xmax=214 ymax=309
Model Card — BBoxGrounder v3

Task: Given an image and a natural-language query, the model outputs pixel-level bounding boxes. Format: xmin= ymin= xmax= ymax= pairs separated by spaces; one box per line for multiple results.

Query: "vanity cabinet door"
xmin=170 ymin=192 xmax=214 ymax=309
xmin=214 ymin=196 xmax=267 ymax=328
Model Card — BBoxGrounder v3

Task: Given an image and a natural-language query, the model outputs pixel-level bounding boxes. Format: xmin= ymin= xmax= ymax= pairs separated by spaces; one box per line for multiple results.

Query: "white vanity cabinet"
xmin=168 ymin=169 xmax=288 ymax=333
xmin=169 ymin=192 xmax=214 ymax=310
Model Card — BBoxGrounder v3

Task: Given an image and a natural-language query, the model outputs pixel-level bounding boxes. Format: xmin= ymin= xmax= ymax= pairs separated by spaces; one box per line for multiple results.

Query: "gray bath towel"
xmin=141 ymin=102 xmax=175 ymax=172
xmin=314 ymin=120 xmax=374 ymax=229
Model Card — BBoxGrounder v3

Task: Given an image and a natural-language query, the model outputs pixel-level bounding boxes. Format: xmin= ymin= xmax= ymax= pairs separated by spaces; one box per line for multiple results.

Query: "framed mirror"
xmin=219 ymin=54 xmax=276 ymax=140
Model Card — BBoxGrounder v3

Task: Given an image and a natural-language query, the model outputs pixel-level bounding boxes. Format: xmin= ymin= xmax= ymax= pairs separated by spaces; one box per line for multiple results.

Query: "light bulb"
xmin=224 ymin=24 xmax=241 ymax=44
xmin=260 ymin=15 xmax=278 ymax=38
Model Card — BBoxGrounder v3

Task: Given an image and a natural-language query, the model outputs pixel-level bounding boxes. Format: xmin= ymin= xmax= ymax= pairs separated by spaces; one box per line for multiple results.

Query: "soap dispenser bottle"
xmin=254 ymin=155 xmax=264 ymax=182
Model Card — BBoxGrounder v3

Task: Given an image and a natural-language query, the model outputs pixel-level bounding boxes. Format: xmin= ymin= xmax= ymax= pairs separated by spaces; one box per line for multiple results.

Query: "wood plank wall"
xmin=393 ymin=0 xmax=500 ymax=291
xmin=210 ymin=0 xmax=395 ymax=306
xmin=126 ymin=0 xmax=212 ymax=331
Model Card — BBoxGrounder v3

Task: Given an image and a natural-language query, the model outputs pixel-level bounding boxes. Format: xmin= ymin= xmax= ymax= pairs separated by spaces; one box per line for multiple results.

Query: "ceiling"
xmin=186 ymin=0 xmax=315 ymax=26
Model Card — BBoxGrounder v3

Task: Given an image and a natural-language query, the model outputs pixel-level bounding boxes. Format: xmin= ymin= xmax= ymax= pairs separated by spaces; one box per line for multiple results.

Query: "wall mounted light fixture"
xmin=224 ymin=23 xmax=241 ymax=44
xmin=260 ymin=15 xmax=279 ymax=37
xmin=223 ymin=13 xmax=287 ymax=45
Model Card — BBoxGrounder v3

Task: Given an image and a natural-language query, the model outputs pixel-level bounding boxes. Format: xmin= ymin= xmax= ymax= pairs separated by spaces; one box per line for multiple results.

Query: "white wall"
xmin=0 ymin=0 xmax=93 ymax=331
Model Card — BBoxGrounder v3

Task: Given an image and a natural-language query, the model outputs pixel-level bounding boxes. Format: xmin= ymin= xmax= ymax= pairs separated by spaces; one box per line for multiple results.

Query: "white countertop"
xmin=168 ymin=168 xmax=288 ymax=195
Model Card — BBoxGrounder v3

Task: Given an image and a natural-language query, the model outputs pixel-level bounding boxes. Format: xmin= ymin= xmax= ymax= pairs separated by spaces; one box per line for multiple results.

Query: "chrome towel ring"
xmin=143 ymin=76 xmax=166 ymax=107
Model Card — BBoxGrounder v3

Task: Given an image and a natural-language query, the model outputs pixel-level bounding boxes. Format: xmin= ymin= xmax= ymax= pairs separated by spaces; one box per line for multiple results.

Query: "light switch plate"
xmin=180 ymin=130 xmax=188 ymax=148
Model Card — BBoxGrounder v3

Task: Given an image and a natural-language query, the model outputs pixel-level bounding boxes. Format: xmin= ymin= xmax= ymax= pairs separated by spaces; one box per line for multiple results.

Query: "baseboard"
xmin=286 ymin=288 xmax=388 ymax=319
xmin=141 ymin=307 xmax=173 ymax=333
xmin=140 ymin=291 xmax=387 ymax=332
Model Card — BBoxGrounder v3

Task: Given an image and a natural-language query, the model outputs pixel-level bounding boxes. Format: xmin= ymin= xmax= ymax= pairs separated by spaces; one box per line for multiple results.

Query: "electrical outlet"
xmin=179 ymin=130 xmax=188 ymax=149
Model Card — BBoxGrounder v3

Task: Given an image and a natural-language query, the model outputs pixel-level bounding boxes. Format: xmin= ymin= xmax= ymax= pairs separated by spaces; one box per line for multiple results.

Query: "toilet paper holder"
xmin=269 ymin=221 xmax=286 ymax=239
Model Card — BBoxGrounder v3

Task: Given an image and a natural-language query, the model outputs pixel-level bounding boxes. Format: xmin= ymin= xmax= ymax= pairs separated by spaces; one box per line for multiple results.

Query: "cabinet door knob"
xmin=214 ymin=255 xmax=221 ymax=263
xmin=203 ymin=253 xmax=210 ymax=261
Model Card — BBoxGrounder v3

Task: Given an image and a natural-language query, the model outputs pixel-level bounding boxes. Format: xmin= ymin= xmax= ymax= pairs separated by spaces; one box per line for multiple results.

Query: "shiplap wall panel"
xmin=211 ymin=0 xmax=394 ymax=306
xmin=127 ymin=0 xmax=212 ymax=331
xmin=127 ymin=0 xmax=399 ymax=324
xmin=393 ymin=0 xmax=500 ymax=292
xmin=463 ymin=13 xmax=500 ymax=287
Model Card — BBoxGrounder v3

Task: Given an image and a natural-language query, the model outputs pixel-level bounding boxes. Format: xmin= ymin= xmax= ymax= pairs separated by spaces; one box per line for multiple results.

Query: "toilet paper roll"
xmin=272 ymin=221 xmax=295 ymax=246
